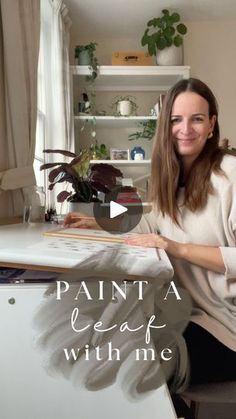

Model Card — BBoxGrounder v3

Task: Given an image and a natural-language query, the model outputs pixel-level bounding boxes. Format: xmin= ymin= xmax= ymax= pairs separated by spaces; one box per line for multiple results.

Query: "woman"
xmin=64 ymin=78 xmax=236 ymax=416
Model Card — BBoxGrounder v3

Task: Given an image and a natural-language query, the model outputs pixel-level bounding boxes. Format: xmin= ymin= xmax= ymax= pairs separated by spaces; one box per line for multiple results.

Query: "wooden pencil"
xmin=43 ymin=229 xmax=124 ymax=243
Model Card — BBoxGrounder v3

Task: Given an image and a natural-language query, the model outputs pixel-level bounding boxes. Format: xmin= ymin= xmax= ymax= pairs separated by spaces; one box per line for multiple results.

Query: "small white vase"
xmin=156 ymin=45 xmax=183 ymax=66
xmin=117 ymin=100 xmax=132 ymax=116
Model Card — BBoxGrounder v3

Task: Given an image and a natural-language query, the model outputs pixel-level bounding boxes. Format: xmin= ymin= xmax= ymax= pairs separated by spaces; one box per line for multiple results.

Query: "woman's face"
xmin=171 ymin=91 xmax=216 ymax=168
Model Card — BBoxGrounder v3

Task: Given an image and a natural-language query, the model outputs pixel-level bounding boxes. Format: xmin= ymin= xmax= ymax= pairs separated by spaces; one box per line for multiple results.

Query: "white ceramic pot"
xmin=117 ymin=100 xmax=132 ymax=116
xmin=68 ymin=202 xmax=95 ymax=216
xmin=156 ymin=45 xmax=183 ymax=66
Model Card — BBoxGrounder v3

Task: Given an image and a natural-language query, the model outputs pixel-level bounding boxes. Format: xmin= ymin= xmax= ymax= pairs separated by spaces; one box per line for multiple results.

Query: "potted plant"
xmin=128 ymin=119 xmax=157 ymax=141
xmin=40 ymin=149 xmax=123 ymax=213
xmin=74 ymin=42 xmax=99 ymax=81
xmin=111 ymin=95 xmax=138 ymax=116
xmin=141 ymin=9 xmax=187 ymax=65
xmin=128 ymin=119 xmax=157 ymax=161
xmin=90 ymin=141 xmax=110 ymax=160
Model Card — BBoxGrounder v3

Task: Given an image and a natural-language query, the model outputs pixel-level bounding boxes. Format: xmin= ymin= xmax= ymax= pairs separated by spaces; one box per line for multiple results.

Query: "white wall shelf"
xmin=71 ymin=65 xmax=190 ymax=91
xmin=90 ymin=159 xmax=151 ymax=166
xmin=71 ymin=65 xmax=190 ymax=198
xmin=75 ymin=115 xmax=156 ymax=128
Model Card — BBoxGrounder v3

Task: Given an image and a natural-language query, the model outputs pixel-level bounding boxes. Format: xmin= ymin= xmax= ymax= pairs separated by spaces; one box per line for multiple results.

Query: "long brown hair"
xmin=151 ymin=78 xmax=225 ymax=225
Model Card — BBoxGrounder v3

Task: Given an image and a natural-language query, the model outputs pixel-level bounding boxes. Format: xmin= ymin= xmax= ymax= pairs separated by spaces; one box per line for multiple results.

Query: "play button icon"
xmin=93 ymin=186 xmax=145 ymax=234
xmin=110 ymin=201 xmax=127 ymax=218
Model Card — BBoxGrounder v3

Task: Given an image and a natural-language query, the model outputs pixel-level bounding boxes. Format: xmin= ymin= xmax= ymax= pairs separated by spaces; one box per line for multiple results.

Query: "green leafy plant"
xmin=141 ymin=9 xmax=187 ymax=56
xmin=74 ymin=42 xmax=99 ymax=82
xmin=90 ymin=141 xmax=110 ymax=160
xmin=40 ymin=149 xmax=123 ymax=203
xmin=128 ymin=119 xmax=157 ymax=141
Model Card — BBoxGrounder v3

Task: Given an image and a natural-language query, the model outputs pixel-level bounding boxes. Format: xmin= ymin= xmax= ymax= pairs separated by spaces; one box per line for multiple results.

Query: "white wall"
xmin=184 ymin=20 xmax=236 ymax=147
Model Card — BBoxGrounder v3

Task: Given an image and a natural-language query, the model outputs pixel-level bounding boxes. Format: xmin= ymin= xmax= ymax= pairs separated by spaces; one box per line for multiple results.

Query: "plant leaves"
xmin=48 ymin=166 xmax=67 ymax=183
xmin=170 ymin=12 xmax=180 ymax=23
xmin=177 ymin=23 xmax=187 ymax=35
xmin=148 ymin=36 xmax=156 ymax=56
xmin=156 ymin=36 xmax=167 ymax=50
xmin=164 ymin=26 xmax=175 ymax=37
xmin=40 ymin=162 xmax=64 ymax=170
xmin=57 ymin=190 xmax=72 ymax=203
xmin=162 ymin=9 xmax=170 ymax=16
xmin=90 ymin=180 xmax=109 ymax=193
xmin=90 ymin=163 xmax=123 ymax=178
xmin=43 ymin=149 xmax=76 ymax=158
xmin=173 ymin=34 xmax=183 ymax=47
xmin=141 ymin=29 xmax=149 ymax=46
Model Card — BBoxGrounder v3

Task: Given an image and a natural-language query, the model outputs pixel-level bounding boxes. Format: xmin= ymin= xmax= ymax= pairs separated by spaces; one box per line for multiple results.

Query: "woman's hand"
xmin=124 ymin=233 xmax=226 ymax=273
xmin=63 ymin=212 xmax=100 ymax=229
xmin=124 ymin=233 xmax=184 ymax=259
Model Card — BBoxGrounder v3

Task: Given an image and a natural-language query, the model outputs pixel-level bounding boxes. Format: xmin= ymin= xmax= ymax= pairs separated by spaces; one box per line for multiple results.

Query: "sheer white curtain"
xmin=0 ymin=0 xmax=40 ymax=216
xmin=39 ymin=0 xmax=73 ymax=209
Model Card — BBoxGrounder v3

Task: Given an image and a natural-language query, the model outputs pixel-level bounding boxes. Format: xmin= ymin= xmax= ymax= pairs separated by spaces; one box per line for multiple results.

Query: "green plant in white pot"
xmin=74 ymin=42 xmax=99 ymax=81
xmin=111 ymin=95 xmax=138 ymax=116
xmin=141 ymin=9 xmax=187 ymax=66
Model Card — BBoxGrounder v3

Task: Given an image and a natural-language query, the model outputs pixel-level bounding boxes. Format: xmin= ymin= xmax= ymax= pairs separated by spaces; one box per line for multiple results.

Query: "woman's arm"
xmin=124 ymin=234 xmax=226 ymax=274
xmin=63 ymin=212 xmax=123 ymax=231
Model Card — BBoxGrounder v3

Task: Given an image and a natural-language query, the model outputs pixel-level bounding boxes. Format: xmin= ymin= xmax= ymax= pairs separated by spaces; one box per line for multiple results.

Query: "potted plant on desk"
xmin=40 ymin=149 xmax=123 ymax=215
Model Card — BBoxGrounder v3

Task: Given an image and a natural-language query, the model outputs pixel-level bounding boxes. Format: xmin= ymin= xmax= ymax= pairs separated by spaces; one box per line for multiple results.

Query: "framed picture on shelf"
xmin=110 ymin=149 xmax=130 ymax=160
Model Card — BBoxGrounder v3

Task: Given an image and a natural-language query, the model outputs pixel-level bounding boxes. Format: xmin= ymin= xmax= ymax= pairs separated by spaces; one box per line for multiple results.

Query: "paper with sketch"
xmin=31 ymin=228 xmax=173 ymax=279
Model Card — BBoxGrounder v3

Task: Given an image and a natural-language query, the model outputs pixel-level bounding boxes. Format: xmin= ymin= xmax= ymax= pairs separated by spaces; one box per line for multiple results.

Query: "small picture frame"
xmin=110 ymin=149 xmax=130 ymax=160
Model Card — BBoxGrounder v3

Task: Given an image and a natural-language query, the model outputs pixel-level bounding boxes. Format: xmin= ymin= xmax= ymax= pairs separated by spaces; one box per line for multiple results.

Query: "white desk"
xmin=0 ymin=223 xmax=174 ymax=279
xmin=0 ymin=284 xmax=177 ymax=419
xmin=0 ymin=223 xmax=176 ymax=419
xmin=0 ymin=223 xmax=77 ymax=272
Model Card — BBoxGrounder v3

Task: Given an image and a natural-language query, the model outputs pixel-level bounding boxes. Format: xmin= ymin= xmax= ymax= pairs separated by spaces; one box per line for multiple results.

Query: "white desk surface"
xmin=0 ymin=223 xmax=174 ymax=278
xmin=0 ymin=223 xmax=68 ymax=271
xmin=0 ymin=225 xmax=176 ymax=417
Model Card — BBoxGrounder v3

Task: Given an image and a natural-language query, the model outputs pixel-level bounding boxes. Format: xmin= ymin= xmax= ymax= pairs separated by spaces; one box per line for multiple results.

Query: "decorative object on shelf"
xmin=74 ymin=42 xmax=99 ymax=81
xmin=128 ymin=119 xmax=157 ymax=141
xmin=90 ymin=141 xmax=110 ymax=160
xmin=78 ymin=92 xmax=91 ymax=114
xmin=141 ymin=9 xmax=187 ymax=66
xmin=130 ymin=146 xmax=145 ymax=161
xmin=110 ymin=149 xmax=130 ymax=160
xmin=111 ymin=51 xmax=152 ymax=66
xmin=153 ymin=93 xmax=166 ymax=117
xmin=40 ymin=149 xmax=123 ymax=203
xmin=111 ymin=95 xmax=138 ymax=116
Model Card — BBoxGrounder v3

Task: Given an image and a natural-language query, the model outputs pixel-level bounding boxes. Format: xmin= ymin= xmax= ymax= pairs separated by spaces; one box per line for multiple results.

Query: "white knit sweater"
xmin=133 ymin=154 xmax=236 ymax=351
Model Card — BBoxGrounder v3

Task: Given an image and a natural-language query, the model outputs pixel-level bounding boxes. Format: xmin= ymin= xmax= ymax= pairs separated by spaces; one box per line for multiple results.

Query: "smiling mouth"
xmin=178 ymin=138 xmax=196 ymax=143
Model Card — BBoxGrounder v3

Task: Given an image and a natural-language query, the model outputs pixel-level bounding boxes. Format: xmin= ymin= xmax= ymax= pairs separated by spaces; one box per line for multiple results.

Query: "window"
xmin=34 ymin=33 xmax=46 ymax=188
xmin=34 ymin=0 xmax=72 ymax=212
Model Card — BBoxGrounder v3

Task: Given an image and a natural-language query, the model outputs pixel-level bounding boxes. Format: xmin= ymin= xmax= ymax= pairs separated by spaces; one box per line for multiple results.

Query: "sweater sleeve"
xmin=218 ymin=165 xmax=236 ymax=279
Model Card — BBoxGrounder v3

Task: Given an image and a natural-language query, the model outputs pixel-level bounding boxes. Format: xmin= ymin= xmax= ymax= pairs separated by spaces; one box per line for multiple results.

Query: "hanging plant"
xmin=74 ymin=42 xmax=99 ymax=82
